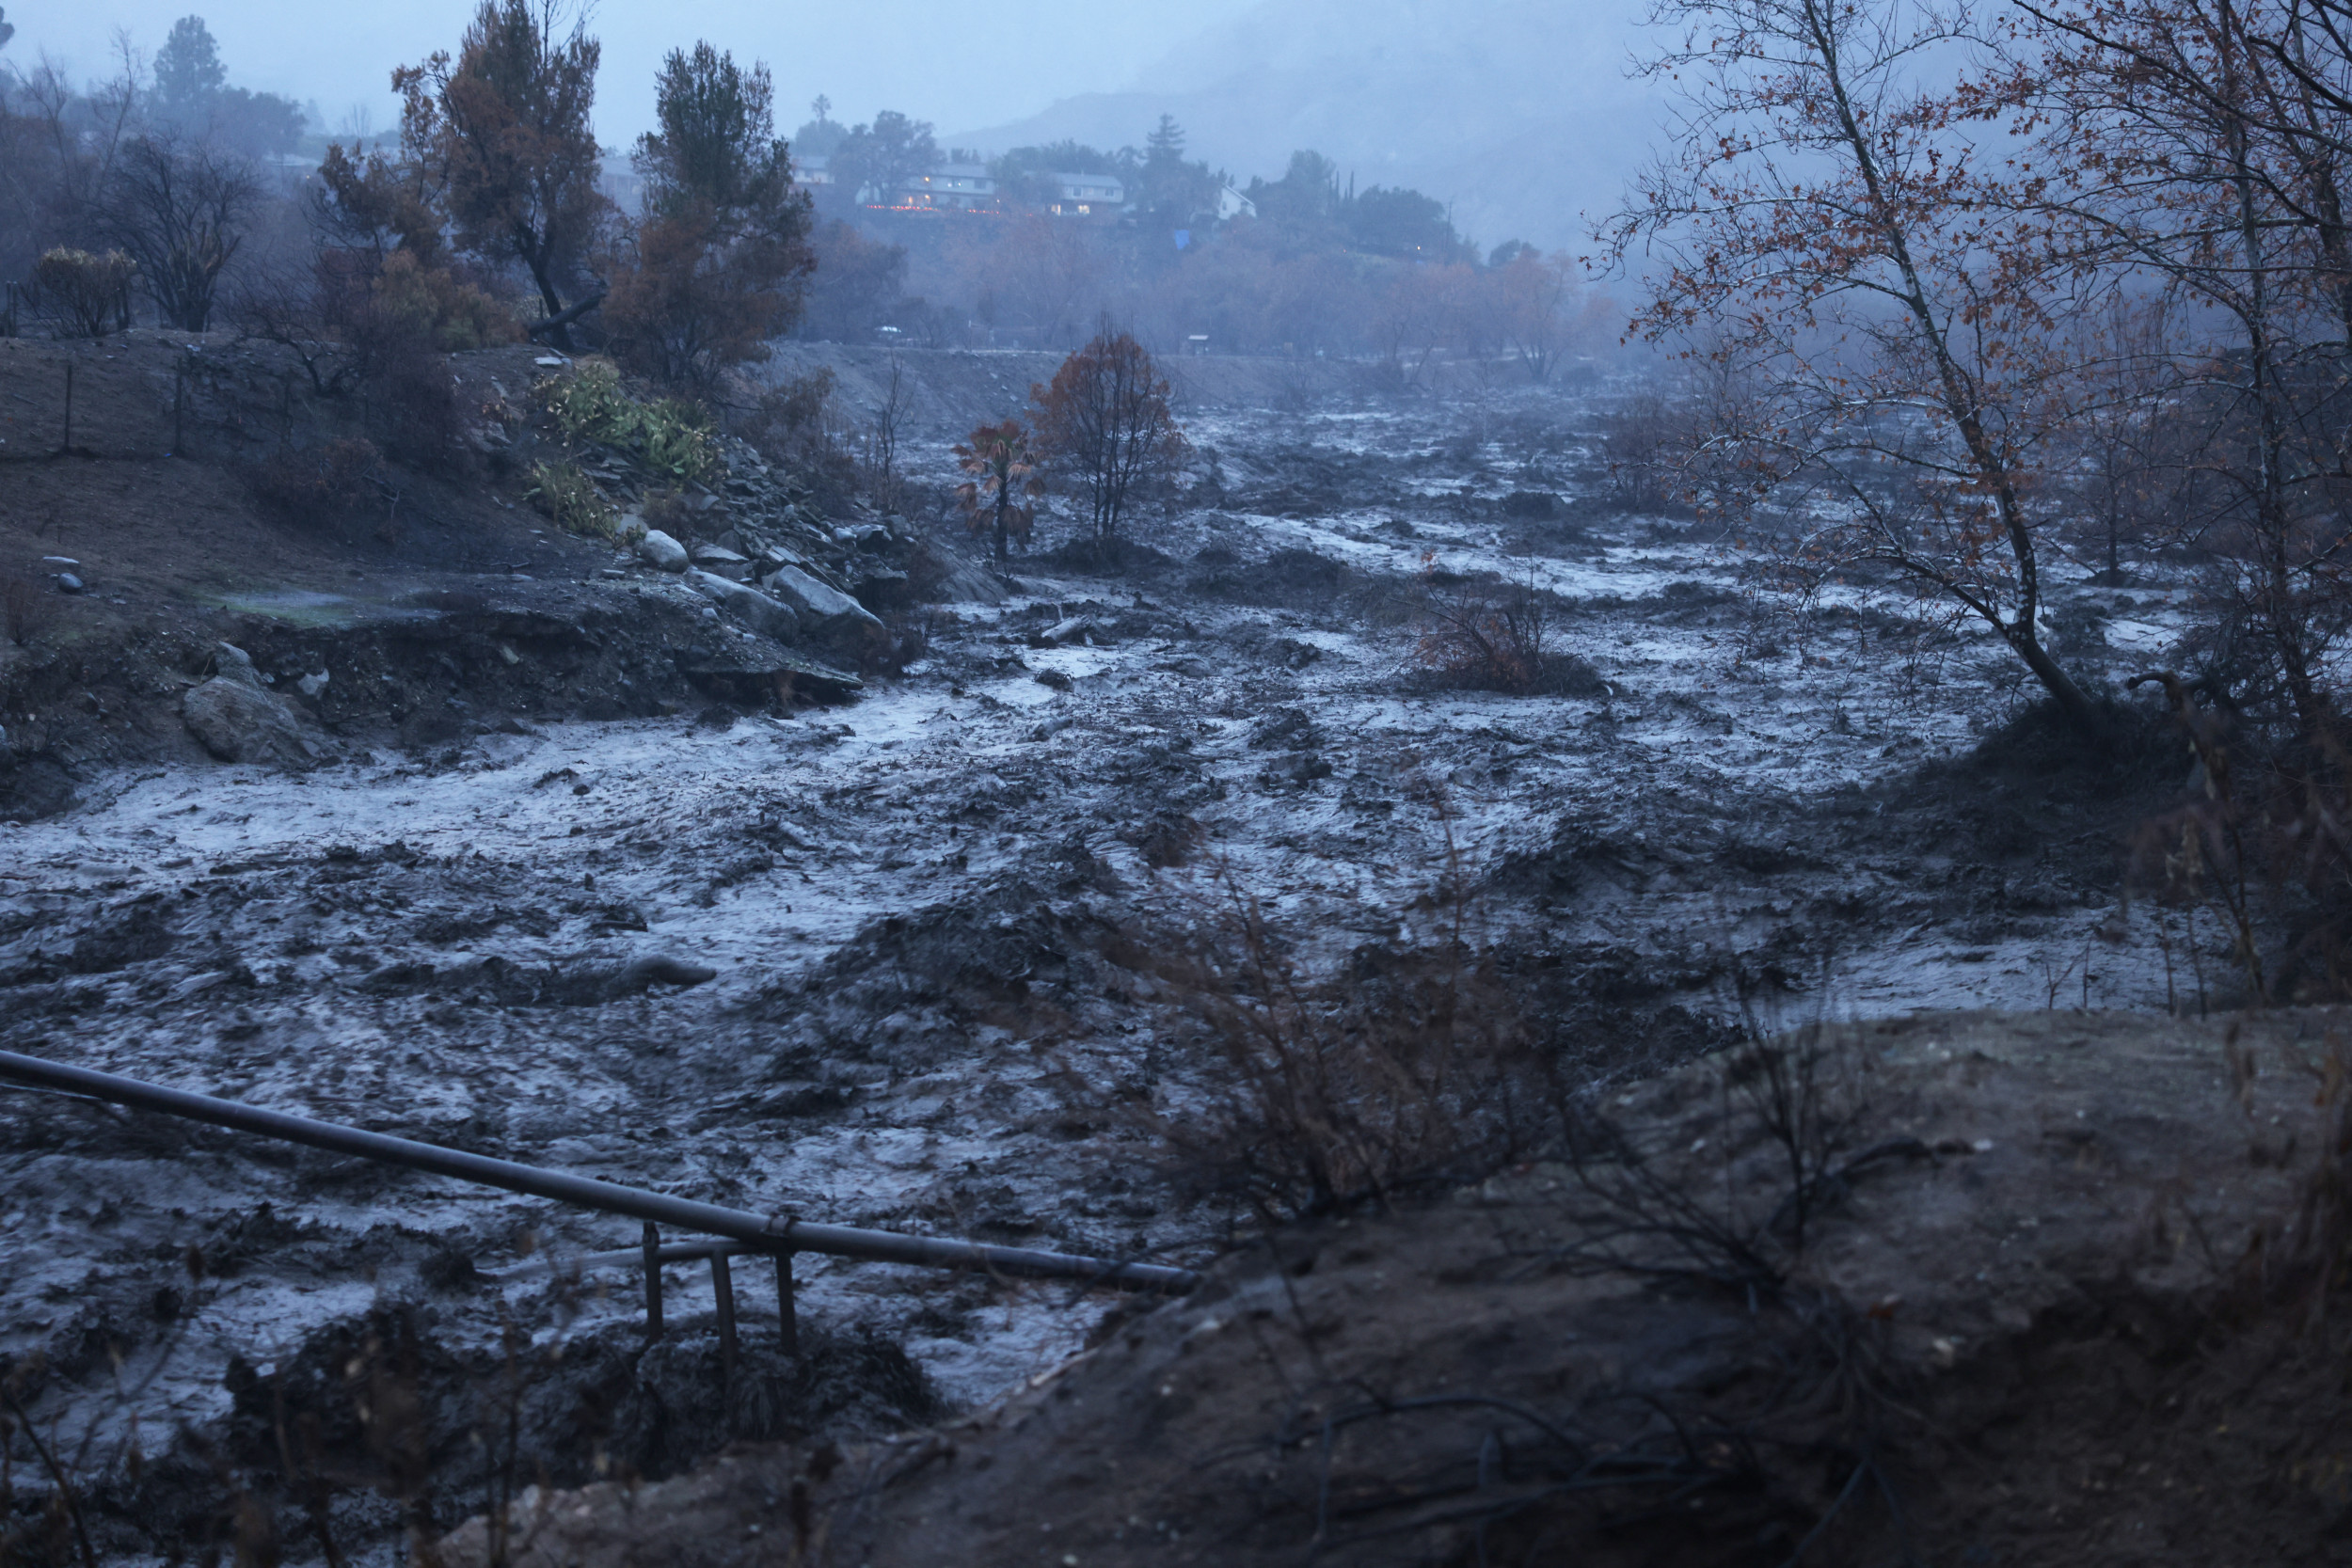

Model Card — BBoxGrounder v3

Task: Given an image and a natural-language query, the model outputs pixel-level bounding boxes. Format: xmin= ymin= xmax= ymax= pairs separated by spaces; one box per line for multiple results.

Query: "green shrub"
xmin=536 ymin=360 xmax=723 ymax=484
xmin=639 ymin=397 xmax=723 ymax=483
xmin=539 ymin=357 xmax=637 ymax=444
xmin=526 ymin=460 xmax=623 ymax=537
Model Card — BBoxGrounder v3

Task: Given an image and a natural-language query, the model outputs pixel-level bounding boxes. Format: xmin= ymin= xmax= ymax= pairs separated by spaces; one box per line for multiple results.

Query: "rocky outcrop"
xmin=760 ymin=563 xmax=885 ymax=636
xmin=685 ymin=570 xmax=801 ymax=642
xmin=180 ymin=644 xmax=329 ymax=768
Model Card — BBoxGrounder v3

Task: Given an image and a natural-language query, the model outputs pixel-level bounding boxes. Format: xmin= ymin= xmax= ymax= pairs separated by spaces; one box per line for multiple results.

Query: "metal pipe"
xmin=0 ymin=1050 xmax=1198 ymax=1293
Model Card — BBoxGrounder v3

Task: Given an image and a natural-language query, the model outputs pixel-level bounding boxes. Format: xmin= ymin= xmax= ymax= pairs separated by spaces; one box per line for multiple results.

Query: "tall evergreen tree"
xmin=153 ymin=16 xmax=227 ymax=119
xmin=602 ymin=41 xmax=813 ymax=386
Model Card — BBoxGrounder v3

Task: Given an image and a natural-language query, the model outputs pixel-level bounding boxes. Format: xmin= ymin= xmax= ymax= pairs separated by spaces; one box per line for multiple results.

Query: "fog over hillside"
xmin=954 ymin=0 xmax=1662 ymax=252
xmin=0 ymin=0 xmax=1266 ymax=153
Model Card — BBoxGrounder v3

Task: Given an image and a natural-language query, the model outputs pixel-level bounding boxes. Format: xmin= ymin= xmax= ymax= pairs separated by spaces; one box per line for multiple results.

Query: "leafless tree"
xmin=866 ymin=352 xmax=908 ymax=508
xmin=100 ymin=135 xmax=257 ymax=331
xmin=1032 ymin=329 xmax=1189 ymax=548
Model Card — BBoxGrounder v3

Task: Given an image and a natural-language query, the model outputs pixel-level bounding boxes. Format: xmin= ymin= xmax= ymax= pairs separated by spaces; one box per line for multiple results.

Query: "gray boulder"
xmin=183 ymin=677 xmax=326 ymax=768
xmin=637 ymin=530 xmax=690 ymax=571
xmin=761 ymin=563 xmax=884 ymax=634
xmin=686 ymin=569 xmax=801 ymax=641
xmin=211 ymin=642 xmax=264 ymax=686
xmin=932 ymin=558 xmax=1009 ymax=605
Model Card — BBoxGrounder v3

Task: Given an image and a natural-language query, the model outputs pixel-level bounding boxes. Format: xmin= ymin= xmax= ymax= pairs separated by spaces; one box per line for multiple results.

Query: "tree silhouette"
xmin=153 ymin=16 xmax=227 ymax=119
xmin=396 ymin=0 xmax=609 ymax=342
xmin=1032 ymin=330 xmax=1187 ymax=549
xmin=602 ymin=41 xmax=814 ymax=387
xmin=830 ymin=109 xmax=938 ymax=204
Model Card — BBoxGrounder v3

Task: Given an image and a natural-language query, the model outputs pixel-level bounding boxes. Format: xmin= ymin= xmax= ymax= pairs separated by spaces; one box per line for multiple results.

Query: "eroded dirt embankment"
xmin=0 ymin=331 xmax=909 ymax=818
xmin=442 ymin=1007 xmax=2352 ymax=1568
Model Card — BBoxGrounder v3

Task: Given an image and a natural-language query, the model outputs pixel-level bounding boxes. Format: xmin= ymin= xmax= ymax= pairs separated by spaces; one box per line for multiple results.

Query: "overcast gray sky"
xmin=4 ymin=0 xmax=1268 ymax=146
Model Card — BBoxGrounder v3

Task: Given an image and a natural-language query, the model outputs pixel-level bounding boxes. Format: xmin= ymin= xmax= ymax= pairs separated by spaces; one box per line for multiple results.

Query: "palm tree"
xmin=954 ymin=417 xmax=1039 ymax=562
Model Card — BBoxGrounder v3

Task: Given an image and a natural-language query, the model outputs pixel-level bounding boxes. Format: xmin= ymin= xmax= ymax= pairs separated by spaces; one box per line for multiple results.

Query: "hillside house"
xmin=900 ymin=164 xmax=996 ymax=211
xmin=1049 ymin=171 xmax=1125 ymax=217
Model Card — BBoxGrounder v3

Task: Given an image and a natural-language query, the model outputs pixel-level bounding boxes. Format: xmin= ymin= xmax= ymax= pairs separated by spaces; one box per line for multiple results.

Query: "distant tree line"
xmin=1 ymin=7 xmax=1603 ymax=383
xmin=787 ymin=104 xmax=1610 ymax=367
xmin=0 ymin=2 xmax=813 ymax=400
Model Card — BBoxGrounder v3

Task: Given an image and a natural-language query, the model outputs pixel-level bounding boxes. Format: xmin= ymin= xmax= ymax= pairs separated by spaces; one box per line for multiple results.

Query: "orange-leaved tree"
xmin=1604 ymin=0 xmax=2106 ymax=733
xmin=1031 ymin=329 xmax=1188 ymax=551
xmin=955 ymin=418 xmax=1039 ymax=562
xmin=395 ymin=0 xmax=609 ymax=344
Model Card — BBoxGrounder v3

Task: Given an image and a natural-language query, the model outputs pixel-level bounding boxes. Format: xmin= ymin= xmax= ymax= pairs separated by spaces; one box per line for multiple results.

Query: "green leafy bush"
xmin=640 ymin=396 xmax=723 ymax=483
xmin=536 ymin=359 xmax=723 ymax=483
xmin=526 ymin=460 xmax=623 ymax=537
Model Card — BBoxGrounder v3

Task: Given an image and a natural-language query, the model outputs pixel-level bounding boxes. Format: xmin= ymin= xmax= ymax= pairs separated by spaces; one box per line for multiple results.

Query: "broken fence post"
xmin=643 ymin=1222 xmax=663 ymax=1340
xmin=713 ymin=1250 xmax=739 ymax=1387
xmin=777 ymin=1251 xmax=798 ymax=1356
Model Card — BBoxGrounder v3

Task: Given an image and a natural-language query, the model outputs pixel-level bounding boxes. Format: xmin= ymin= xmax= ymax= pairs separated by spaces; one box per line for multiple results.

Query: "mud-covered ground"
xmin=0 ymin=364 xmax=2202 ymax=1560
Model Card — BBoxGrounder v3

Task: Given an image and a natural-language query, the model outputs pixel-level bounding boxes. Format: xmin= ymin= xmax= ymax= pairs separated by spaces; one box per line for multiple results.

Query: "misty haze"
xmin=1 ymin=1 xmax=2348 ymax=1562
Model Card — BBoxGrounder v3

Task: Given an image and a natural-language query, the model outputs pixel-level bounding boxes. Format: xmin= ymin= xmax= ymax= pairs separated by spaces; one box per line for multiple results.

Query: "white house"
xmin=1049 ymin=171 xmax=1124 ymax=217
xmin=900 ymin=164 xmax=996 ymax=211
xmin=1217 ymin=184 xmax=1257 ymax=222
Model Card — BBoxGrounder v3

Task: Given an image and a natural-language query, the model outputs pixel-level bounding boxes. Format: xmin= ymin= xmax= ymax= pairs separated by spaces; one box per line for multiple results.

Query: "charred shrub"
xmin=640 ymin=486 xmax=698 ymax=540
xmin=739 ymin=369 xmax=859 ymax=509
xmin=900 ymin=542 xmax=952 ymax=605
xmin=3 ymin=573 xmax=56 ymax=646
xmin=245 ymin=437 xmax=386 ymax=531
xmin=1130 ymin=872 xmax=1548 ymax=1217
xmin=860 ymin=610 xmax=931 ymax=678
xmin=1407 ymin=563 xmax=1599 ymax=695
xmin=364 ymin=339 xmax=464 ymax=470
xmin=1600 ymin=390 xmax=1685 ymax=513
xmin=32 ymin=247 xmax=137 ymax=338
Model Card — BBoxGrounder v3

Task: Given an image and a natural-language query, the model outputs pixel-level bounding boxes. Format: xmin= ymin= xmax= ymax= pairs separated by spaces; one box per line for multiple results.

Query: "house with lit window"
xmin=899 ymin=164 xmax=997 ymax=212
xmin=1048 ymin=171 xmax=1125 ymax=218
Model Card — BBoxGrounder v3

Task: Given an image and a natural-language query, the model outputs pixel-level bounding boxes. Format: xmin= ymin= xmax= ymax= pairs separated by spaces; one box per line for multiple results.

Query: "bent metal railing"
xmin=0 ymin=1049 xmax=1197 ymax=1375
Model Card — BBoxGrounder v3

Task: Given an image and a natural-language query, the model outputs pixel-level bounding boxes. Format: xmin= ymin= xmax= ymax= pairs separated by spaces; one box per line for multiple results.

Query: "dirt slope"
xmin=0 ymin=331 xmax=926 ymax=819
xmin=442 ymin=1006 xmax=2352 ymax=1568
